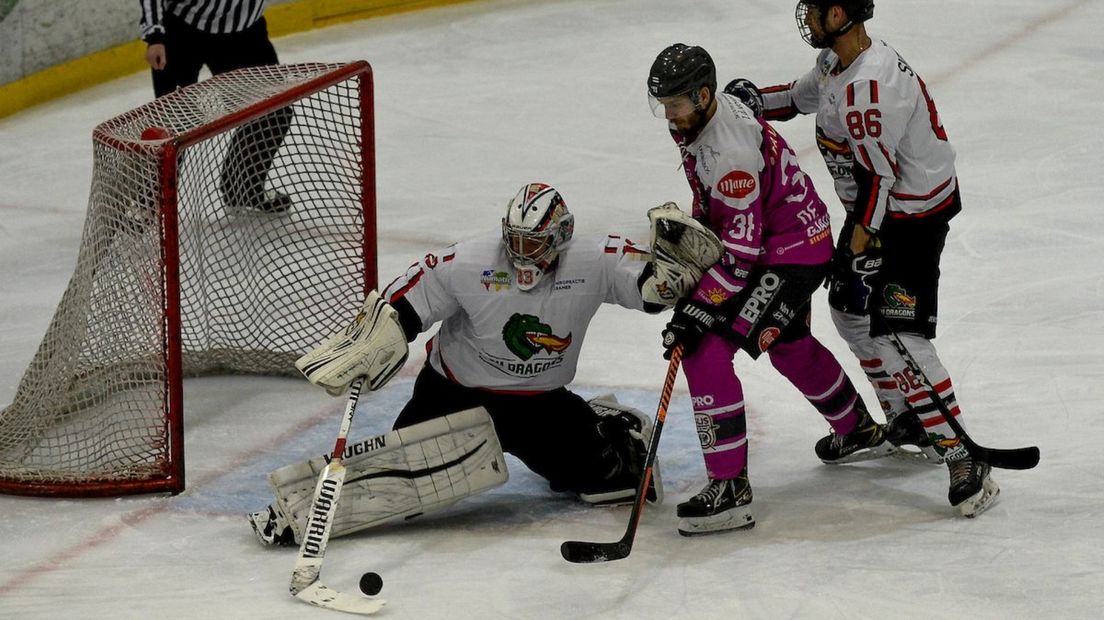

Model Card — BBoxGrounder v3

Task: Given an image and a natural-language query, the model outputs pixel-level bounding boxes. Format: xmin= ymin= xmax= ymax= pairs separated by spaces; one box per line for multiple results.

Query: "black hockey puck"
xmin=359 ymin=571 xmax=383 ymax=596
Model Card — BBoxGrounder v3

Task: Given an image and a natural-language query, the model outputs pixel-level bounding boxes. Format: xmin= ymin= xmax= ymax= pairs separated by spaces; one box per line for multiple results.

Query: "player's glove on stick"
xmin=661 ymin=299 xmax=725 ymax=360
xmin=723 ymin=78 xmax=763 ymax=117
xmin=827 ymin=247 xmax=883 ymax=315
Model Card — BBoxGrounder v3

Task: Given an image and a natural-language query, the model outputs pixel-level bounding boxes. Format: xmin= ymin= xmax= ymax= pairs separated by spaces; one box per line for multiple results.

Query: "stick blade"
xmin=294 ymin=581 xmax=386 ymax=615
xmin=560 ymin=540 xmax=631 ymax=564
xmin=981 ymin=445 xmax=1040 ymax=470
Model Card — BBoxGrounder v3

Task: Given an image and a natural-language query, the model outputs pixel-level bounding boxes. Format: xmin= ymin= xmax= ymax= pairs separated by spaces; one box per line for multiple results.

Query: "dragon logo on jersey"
xmin=502 ymin=313 xmax=572 ymax=361
xmin=479 ymin=314 xmax=571 ymax=378
xmin=882 ymin=284 xmax=917 ymax=320
xmin=481 ymin=270 xmax=512 ymax=292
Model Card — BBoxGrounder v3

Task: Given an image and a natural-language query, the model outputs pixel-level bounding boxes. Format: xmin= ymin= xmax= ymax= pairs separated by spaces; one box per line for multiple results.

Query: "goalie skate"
xmin=579 ymin=395 xmax=663 ymax=506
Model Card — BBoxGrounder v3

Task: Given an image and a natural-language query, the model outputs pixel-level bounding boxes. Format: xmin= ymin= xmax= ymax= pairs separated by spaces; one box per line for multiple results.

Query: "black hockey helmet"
xmin=648 ymin=44 xmax=717 ymax=101
xmin=797 ymin=0 xmax=874 ymax=48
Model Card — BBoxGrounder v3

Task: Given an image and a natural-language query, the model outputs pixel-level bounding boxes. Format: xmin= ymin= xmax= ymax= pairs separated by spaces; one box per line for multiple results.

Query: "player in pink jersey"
xmin=647 ymin=44 xmax=891 ymax=536
xmin=722 ymin=1 xmax=999 ymax=517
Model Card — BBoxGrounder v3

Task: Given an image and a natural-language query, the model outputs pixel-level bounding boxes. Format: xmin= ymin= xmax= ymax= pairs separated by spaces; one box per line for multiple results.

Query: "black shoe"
xmin=886 ymin=410 xmax=944 ymax=464
xmin=676 ymin=470 xmax=754 ymax=536
xmin=948 ymin=457 xmax=1000 ymax=517
xmin=815 ymin=403 xmax=895 ymax=464
xmin=226 ymin=189 xmax=292 ymax=214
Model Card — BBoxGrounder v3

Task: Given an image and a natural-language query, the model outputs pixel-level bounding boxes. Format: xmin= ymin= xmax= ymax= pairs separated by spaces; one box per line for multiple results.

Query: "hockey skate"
xmin=676 ymin=471 xmax=754 ymax=537
xmin=814 ymin=404 xmax=896 ymax=464
xmin=247 ymin=504 xmax=295 ymax=547
xmin=578 ymin=396 xmax=663 ymax=506
xmin=948 ymin=457 xmax=1000 ymax=518
xmin=886 ymin=410 xmax=944 ymax=464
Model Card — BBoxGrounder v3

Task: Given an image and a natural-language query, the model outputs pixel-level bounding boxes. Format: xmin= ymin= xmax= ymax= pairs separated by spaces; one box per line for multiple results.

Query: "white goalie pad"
xmin=269 ymin=407 xmax=508 ymax=542
xmin=641 ymin=202 xmax=724 ymax=305
xmin=295 ymin=290 xmax=409 ymax=395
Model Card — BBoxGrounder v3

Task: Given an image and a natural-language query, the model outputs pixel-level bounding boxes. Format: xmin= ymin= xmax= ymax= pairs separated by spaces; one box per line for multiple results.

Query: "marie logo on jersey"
xmin=479 ymin=313 xmax=571 ymax=378
xmin=717 ymin=170 xmax=756 ymax=200
xmin=481 ymin=269 xmax=511 ymax=292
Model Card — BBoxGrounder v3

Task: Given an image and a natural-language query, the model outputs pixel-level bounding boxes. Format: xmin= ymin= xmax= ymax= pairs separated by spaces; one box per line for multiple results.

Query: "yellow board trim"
xmin=0 ymin=0 xmax=485 ymax=120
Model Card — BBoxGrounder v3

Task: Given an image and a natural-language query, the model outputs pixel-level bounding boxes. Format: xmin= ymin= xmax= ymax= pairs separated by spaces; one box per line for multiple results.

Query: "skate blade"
xmin=890 ymin=445 xmax=945 ymax=466
xmin=957 ymin=477 xmax=1001 ymax=518
xmin=820 ymin=442 xmax=897 ymax=465
xmin=677 ymin=509 xmax=755 ymax=537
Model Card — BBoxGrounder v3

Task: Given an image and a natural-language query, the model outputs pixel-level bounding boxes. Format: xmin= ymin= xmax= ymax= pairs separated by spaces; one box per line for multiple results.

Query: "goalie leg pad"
xmin=268 ymin=407 xmax=508 ymax=543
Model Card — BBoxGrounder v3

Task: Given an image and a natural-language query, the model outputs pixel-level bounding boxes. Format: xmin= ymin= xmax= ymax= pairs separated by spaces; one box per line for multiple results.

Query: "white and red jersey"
xmin=761 ymin=38 xmax=959 ymax=231
xmin=382 ymin=233 xmax=651 ymax=392
xmin=674 ymin=93 xmax=833 ymax=305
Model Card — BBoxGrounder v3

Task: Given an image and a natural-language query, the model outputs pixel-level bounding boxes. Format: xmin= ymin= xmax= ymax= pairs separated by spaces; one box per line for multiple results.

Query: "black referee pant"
xmin=152 ymin=12 xmax=293 ymax=209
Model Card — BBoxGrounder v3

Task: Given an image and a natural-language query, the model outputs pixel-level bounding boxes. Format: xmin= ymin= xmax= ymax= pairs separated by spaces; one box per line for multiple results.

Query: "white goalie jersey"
xmin=382 ymin=232 xmax=652 ymax=391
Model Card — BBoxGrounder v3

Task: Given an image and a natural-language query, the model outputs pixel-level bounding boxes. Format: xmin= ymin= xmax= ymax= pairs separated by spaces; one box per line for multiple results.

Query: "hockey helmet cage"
xmin=797 ymin=1 xmax=874 ymax=48
xmin=502 ymin=183 xmax=574 ymax=289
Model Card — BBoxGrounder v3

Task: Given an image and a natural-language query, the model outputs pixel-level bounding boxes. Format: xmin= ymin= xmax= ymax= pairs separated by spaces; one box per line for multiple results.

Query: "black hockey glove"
xmin=723 ymin=78 xmax=764 ymax=117
xmin=827 ymin=247 xmax=883 ymax=315
xmin=661 ymin=299 xmax=724 ymax=360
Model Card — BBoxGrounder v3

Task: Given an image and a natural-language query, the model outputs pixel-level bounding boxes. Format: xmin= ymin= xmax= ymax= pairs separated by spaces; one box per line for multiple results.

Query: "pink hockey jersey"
xmin=674 ymin=93 xmax=833 ymax=304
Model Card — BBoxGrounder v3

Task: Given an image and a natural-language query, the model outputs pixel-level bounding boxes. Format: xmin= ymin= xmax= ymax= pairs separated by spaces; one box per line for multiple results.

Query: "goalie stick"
xmin=289 ymin=377 xmax=386 ymax=615
xmin=561 ymin=346 xmax=683 ymax=563
xmin=876 ymin=317 xmax=1040 ymax=470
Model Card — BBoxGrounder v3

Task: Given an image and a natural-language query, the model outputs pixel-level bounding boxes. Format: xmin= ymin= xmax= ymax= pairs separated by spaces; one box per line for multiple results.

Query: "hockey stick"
xmin=874 ymin=316 xmax=1039 ymax=470
xmin=561 ymin=345 xmax=683 ymax=563
xmin=289 ymin=376 xmax=386 ymax=615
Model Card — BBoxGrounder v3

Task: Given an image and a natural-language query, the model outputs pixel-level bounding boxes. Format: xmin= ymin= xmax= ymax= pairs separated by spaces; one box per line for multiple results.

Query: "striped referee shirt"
xmin=140 ymin=0 xmax=268 ymax=42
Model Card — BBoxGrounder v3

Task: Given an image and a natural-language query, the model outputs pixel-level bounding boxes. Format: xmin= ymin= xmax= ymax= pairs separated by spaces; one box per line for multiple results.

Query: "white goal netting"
xmin=0 ymin=62 xmax=376 ymax=496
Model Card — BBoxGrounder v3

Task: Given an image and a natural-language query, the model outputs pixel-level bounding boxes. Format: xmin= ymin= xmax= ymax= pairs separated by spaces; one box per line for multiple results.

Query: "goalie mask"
xmin=502 ymin=183 xmax=574 ymax=290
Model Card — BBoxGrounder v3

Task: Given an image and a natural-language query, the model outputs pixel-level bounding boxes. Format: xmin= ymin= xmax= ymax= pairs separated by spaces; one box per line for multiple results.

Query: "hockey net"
xmin=0 ymin=62 xmax=376 ymax=497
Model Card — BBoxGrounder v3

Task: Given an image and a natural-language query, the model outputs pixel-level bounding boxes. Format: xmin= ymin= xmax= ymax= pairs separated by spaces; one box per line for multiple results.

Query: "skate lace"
xmin=949 ymin=459 xmax=974 ymax=487
xmin=695 ymin=480 xmax=728 ymax=502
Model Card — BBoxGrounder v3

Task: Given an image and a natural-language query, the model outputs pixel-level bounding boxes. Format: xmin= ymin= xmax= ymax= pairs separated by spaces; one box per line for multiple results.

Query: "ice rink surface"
xmin=2 ymin=0 xmax=1102 ymax=618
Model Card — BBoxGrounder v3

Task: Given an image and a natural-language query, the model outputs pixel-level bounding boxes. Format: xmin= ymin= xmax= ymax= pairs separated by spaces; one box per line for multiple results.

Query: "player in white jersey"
xmin=247 ymin=183 xmax=674 ymax=546
xmin=722 ymin=0 xmax=998 ymax=516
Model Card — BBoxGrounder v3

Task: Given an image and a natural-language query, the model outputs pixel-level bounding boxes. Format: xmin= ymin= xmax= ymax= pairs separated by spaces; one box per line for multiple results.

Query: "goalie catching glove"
xmin=641 ymin=202 xmax=724 ymax=306
xmin=295 ymin=290 xmax=409 ymax=395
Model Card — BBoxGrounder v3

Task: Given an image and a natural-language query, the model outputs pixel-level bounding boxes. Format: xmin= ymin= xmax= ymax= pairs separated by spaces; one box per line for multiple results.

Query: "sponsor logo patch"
xmin=481 ymin=269 xmax=512 ymax=292
xmin=695 ymin=412 xmax=718 ymax=449
xmin=758 ymin=326 xmax=781 ymax=352
xmin=717 ymin=170 xmax=757 ymax=199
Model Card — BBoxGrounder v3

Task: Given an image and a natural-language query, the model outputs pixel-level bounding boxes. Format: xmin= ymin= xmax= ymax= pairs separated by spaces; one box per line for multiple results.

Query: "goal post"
xmin=0 ymin=61 xmax=377 ymax=497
